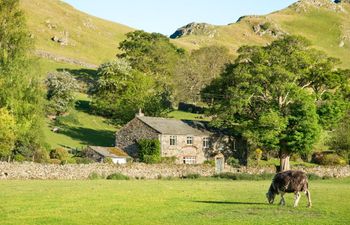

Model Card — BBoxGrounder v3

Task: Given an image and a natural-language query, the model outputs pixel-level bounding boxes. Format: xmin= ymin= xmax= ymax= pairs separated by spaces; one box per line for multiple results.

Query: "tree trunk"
xmin=280 ymin=155 xmax=290 ymax=172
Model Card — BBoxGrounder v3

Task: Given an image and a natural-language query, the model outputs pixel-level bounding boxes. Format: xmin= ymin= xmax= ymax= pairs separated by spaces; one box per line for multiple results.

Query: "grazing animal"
xmin=266 ymin=170 xmax=312 ymax=207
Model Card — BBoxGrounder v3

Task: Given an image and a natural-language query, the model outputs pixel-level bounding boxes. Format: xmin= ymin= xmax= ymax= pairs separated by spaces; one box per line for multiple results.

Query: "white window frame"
xmin=170 ymin=135 xmax=177 ymax=146
xmin=203 ymin=137 xmax=210 ymax=149
xmin=186 ymin=136 xmax=193 ymax=145
xmin=183 ymin=156 xmax=196 ymax=164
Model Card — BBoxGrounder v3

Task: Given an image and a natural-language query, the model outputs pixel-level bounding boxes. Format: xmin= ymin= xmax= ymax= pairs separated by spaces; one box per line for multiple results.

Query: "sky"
xmin=63 ymin=0 xmax=298 ymax=36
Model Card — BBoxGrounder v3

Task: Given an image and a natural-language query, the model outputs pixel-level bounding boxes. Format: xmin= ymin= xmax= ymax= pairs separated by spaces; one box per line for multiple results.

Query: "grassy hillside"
xmin=172 ymin=0 xmax=350 ymax=68
xmin=21 ymin=0 xmax=133 ymax=66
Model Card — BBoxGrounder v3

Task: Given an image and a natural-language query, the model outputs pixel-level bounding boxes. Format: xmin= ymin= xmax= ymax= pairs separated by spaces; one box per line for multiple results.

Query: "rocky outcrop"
xmin=292 ymin=0 xmax=345 ymax=13
xmin=170 ymin=22 xmax=217 ymax=39
xmin=252 ymin=22 xmax=286 ymax=37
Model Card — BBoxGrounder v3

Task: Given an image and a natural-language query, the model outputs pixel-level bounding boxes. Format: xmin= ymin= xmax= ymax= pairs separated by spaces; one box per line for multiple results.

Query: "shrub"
xmin=161 ymin=156 xmax=177 ymax=164
xmin=103 ymin=157 xmax=113 ymax=164
xmin=88 ymin=172 xmax=104 ymax=180
xmin=312 ymin=152 xmax=347 ymax=166
xmin=66 ymin=157 xmax=77 ymax=164
xmin=75 ymin=157 xmax=94 ymax=164
xmin=182 ymin=173 xmax=201 ymax=179
xmin=204 ymin=160 xmax=215 ymax=167
xmin=50 ymin=148 xmax=69 ymax=161
xmin=321 ymin=154 xmax=347 ymax=166
xmin=138 ymin=139 xmax=161 ymax=164
xmin=33 ymin=148 xmax=50 ymax=163
xmin=255 ymin=148 xmax=263 ymax=161
xmin=13 ymin=154 xmax=26 ymax=162
xmin=227 ymin=157 xmax=240 ymax=168
xmin=106 ymin=173 xmax=130 ymax=180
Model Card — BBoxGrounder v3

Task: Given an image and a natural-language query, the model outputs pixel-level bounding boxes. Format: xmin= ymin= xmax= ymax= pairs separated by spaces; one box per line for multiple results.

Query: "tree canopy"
xmin=45 ymin=71 xmax=78 ymax=115
xmin=0 ymin=0 xmax=44 ymax=160
xmin=91 ymin=59 xmax=171 ymax=124
xmin=118 ymin=30 xmax=184 ymax=77
xmin=175 ymin=45 xmax=233 ymax=103
xmin=202 ymin=35 xmax=350 ymax=170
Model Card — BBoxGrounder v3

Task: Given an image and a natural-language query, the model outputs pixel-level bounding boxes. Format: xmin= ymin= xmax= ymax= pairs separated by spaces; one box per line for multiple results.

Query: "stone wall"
xmin=0 ymin=162 xmax=349 ymax=180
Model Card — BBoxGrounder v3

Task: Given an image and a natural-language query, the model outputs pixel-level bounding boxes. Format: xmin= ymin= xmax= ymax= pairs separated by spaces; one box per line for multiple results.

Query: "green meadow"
xmin=0 ymin=178 xmax=349 ymax=225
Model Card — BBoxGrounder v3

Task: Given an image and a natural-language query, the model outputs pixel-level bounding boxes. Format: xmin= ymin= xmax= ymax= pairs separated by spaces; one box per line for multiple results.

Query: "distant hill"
xmin=171 ymin=0 xmax=350 ymax=68
xmin=21 ymin=0 xmax=134 ymax=67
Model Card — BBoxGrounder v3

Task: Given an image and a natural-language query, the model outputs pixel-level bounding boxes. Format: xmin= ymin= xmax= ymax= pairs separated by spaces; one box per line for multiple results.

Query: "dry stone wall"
xmin=0 ymin=162 xmax=349 ymax=180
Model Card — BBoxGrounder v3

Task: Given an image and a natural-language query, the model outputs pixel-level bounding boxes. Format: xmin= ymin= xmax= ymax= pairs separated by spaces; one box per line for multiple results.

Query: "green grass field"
xmin=0 ymin=179 xmax=349 ymax=225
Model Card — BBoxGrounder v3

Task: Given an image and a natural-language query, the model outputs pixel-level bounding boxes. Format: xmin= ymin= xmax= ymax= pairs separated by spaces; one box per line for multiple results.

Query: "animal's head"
xmin=266 ymin=191 xmax=276 ymax=204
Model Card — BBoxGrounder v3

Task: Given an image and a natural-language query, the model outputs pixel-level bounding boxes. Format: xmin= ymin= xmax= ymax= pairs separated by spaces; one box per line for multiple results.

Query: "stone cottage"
xmin=85 ymin=146 xmax=131 ymax=164
xmin=115 ymin=112 xmax=228 ymax=164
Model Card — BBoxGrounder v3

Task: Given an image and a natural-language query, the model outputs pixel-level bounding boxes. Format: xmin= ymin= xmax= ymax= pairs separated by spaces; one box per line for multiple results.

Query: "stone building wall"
xmin=115 ymin=117 xmax=160 ymax=158
xmin=160 ymin=134 xmax=209 ymax=164
xmin=1 ymin=162 xmax=349 ymax=180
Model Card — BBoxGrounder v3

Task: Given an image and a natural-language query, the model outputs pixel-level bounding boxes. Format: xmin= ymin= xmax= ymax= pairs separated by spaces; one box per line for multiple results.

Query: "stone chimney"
xmin=136 ymin=108 xmax=144 ymax=117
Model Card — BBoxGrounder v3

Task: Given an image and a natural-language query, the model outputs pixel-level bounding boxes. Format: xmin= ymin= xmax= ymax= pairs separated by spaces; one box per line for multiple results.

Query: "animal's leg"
xmin=306 ymin=190 xmax=312 ymax=208
xmin=294 ymin=192 xmax=301 ymax=207
xmin=279 ymin=192 xmax=286 ymax=206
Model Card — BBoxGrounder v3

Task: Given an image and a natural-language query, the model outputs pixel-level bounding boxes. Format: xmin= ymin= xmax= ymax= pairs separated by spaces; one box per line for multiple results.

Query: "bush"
xmin=106 ymin=173 xmax=130 ymax=180
xmin=161 ymin=156 xmax=177 ymax=164
xmin=255 ymin=148 xmax=263 ymax=161
xmin=103 ymin=157 xmax=113 ymax=164
xmin=322 ymin=154 xmax=347 ymax=166
xmin=204 ymin=160 xmax=215 ymax=167
xmin=88 ymin=172 xmax=104 ymax=180
xmin=50 ymin=148 xmax=69 ymax=161
xmin=75 ymin=157 xmax=94 ymax=164
xmin=138 ymin=139 xmax=161 ymax=164
xmin=33 ymin=148 xmax=50 ymax=163
xmin=312 ymin=152 xmax=347 ymax=166
xmin=227 ymin=157 xmax=240 ymax=168
xmin=182 ymin=173 xmax=201 ymax=179
xmin=66 ymin=157 xmax=77 ymax=164
xmin=13 ymin=154 xmax=26 ymax=162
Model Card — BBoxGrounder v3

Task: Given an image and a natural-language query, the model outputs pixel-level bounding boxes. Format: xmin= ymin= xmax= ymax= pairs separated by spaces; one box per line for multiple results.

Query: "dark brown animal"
xmin=266 ymin=170 xmax=312 ymax=207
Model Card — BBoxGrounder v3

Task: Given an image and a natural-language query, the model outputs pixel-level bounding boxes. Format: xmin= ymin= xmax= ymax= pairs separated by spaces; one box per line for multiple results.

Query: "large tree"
xmin=202 ymin=35 xmax=349 ymax=171
xmin=118 ymin=30 xmax=184 ymax=106
xmin=118 ymin=30 xmax=184 ymax=77
xmin=0 ymin=0 xmax=44 ymax=160
xmin=175 ymin=45 xmax=233 ymax=103
xmin=91 ymin=59 xmax=171 ymax=124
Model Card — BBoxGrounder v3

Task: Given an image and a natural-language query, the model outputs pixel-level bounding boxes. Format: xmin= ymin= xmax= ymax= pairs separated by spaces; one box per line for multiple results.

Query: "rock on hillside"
xmin=21 ymin=0 xmax=134 ymax=67
xmin=291 ymin=0 xmax=346 ymax=12
xmin=170 ymin=22 xmax=217 ymax=39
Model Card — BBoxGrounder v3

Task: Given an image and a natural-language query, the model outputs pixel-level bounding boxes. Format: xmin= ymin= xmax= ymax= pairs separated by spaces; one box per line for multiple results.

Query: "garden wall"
xmin=0 ymin=162 xmax=349 ymax=180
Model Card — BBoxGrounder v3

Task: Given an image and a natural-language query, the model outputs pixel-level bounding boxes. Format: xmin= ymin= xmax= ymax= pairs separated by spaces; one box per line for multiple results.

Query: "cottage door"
xmin=215 ymin=158 xmax=224 ymax=174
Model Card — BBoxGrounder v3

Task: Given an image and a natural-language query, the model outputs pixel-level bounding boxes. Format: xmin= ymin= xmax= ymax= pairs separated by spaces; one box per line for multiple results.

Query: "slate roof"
xmin=88 ymin=146 xmax=130 ymax=158
xmin=137 ymin=116 xmax=212 ymax=136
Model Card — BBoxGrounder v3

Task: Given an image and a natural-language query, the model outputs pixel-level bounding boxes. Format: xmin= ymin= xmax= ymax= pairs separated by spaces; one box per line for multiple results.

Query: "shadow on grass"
xmin=57 ymin=68 xmax=98 ymax=84
xmin=75 ymin=99 xmax=91 ymax=113
xmin=193 ymin=200 xmax=266 ymax=205
xmin=60 ymin=126 xmax=115 ymax=147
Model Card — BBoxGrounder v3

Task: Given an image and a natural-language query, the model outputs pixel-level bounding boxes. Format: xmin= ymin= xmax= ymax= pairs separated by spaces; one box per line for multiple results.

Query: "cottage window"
xmin=170 ymin=135 xmax=177 ymax=146
xmin=187 ymin=136 xmax=193 ymax=145
xmin=203 ymin=137 xmax=210 ymax=149
xmin=183 ymin=156 xmax=196 ymax=164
